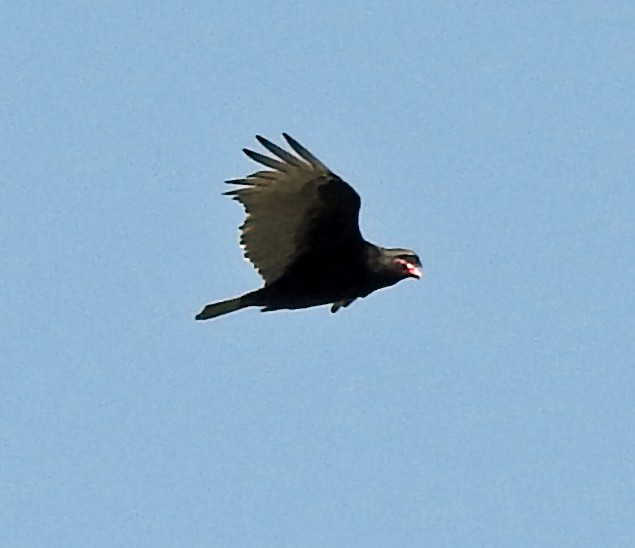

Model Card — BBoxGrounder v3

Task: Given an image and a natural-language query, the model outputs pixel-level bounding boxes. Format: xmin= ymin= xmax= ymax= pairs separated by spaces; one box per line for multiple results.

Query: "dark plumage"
xmin=196 ymin=134 xmax=421 ymax=320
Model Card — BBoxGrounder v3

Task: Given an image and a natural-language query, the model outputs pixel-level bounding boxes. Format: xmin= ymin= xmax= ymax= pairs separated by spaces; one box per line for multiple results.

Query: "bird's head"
xmin=383 ymin=248 xmax=423 ymax=281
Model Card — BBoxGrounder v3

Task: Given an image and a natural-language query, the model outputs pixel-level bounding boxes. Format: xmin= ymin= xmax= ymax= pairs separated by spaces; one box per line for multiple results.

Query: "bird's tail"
xmin=195 ymin=292 xmax=260 ymax=321
xmin=195 ymin=296 xmax=245 ymax=321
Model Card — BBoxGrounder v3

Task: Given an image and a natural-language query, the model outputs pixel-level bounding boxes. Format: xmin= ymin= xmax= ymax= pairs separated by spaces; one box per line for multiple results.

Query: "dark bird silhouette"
xmin=196 ymin=134 xmax=421 ymax=320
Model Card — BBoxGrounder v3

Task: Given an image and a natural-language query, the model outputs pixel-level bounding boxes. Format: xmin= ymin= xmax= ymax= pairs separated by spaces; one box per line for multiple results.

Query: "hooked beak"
xmin=407 ymin=263 xmax=422 ymax=280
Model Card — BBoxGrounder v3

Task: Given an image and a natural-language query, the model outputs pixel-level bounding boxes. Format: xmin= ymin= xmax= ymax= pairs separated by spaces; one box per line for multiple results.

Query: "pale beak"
xmin=407 ymin=263 xmax=422 ymax=279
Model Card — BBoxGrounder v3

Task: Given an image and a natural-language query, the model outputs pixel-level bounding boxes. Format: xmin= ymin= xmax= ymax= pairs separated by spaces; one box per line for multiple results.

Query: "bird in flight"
xmin=196 ymin=134 xmax=422 ymax=320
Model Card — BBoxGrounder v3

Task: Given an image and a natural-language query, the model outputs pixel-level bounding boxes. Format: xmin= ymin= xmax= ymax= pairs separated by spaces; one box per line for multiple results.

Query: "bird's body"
xmin=196 ymin=134 xmax=421 ymax=321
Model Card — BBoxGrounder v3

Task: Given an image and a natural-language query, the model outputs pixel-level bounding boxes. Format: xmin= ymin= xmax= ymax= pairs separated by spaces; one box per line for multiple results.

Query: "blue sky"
xmin=2 ymin=1 xmax=635 ymax=546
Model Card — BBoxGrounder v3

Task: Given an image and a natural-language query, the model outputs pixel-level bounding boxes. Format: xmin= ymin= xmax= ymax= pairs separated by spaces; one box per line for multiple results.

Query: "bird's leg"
xmin=330 ymin=298 xmax=356 ymax=313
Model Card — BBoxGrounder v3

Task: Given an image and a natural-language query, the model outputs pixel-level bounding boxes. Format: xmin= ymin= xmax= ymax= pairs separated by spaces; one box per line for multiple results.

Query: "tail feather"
xmin=195 ymin=296 xmax=247 ymax=321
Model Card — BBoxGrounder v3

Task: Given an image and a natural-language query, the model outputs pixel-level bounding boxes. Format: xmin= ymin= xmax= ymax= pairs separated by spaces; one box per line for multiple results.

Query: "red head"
xmin=383 ymin=248 xmax=423 ymax=281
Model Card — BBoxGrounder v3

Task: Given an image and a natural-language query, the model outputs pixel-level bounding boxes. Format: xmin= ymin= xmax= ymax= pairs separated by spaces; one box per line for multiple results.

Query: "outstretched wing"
xmin=224 ymin=134 xmax=363 ymax=285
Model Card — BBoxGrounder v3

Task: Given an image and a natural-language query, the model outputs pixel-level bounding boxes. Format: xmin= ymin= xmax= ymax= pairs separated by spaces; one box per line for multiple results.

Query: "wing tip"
xmin=281 ymin=133 xmax=329 ymax=172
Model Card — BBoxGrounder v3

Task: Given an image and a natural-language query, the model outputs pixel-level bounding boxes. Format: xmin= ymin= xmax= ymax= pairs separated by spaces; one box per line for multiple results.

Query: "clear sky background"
xmin=2 ymin=2 xmax=635 ymax=546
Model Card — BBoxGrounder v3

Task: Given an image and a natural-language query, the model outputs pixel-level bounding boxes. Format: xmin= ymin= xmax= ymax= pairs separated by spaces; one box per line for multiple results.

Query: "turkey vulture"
xmin=196 ymin=134 xmax=421 ymax=320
